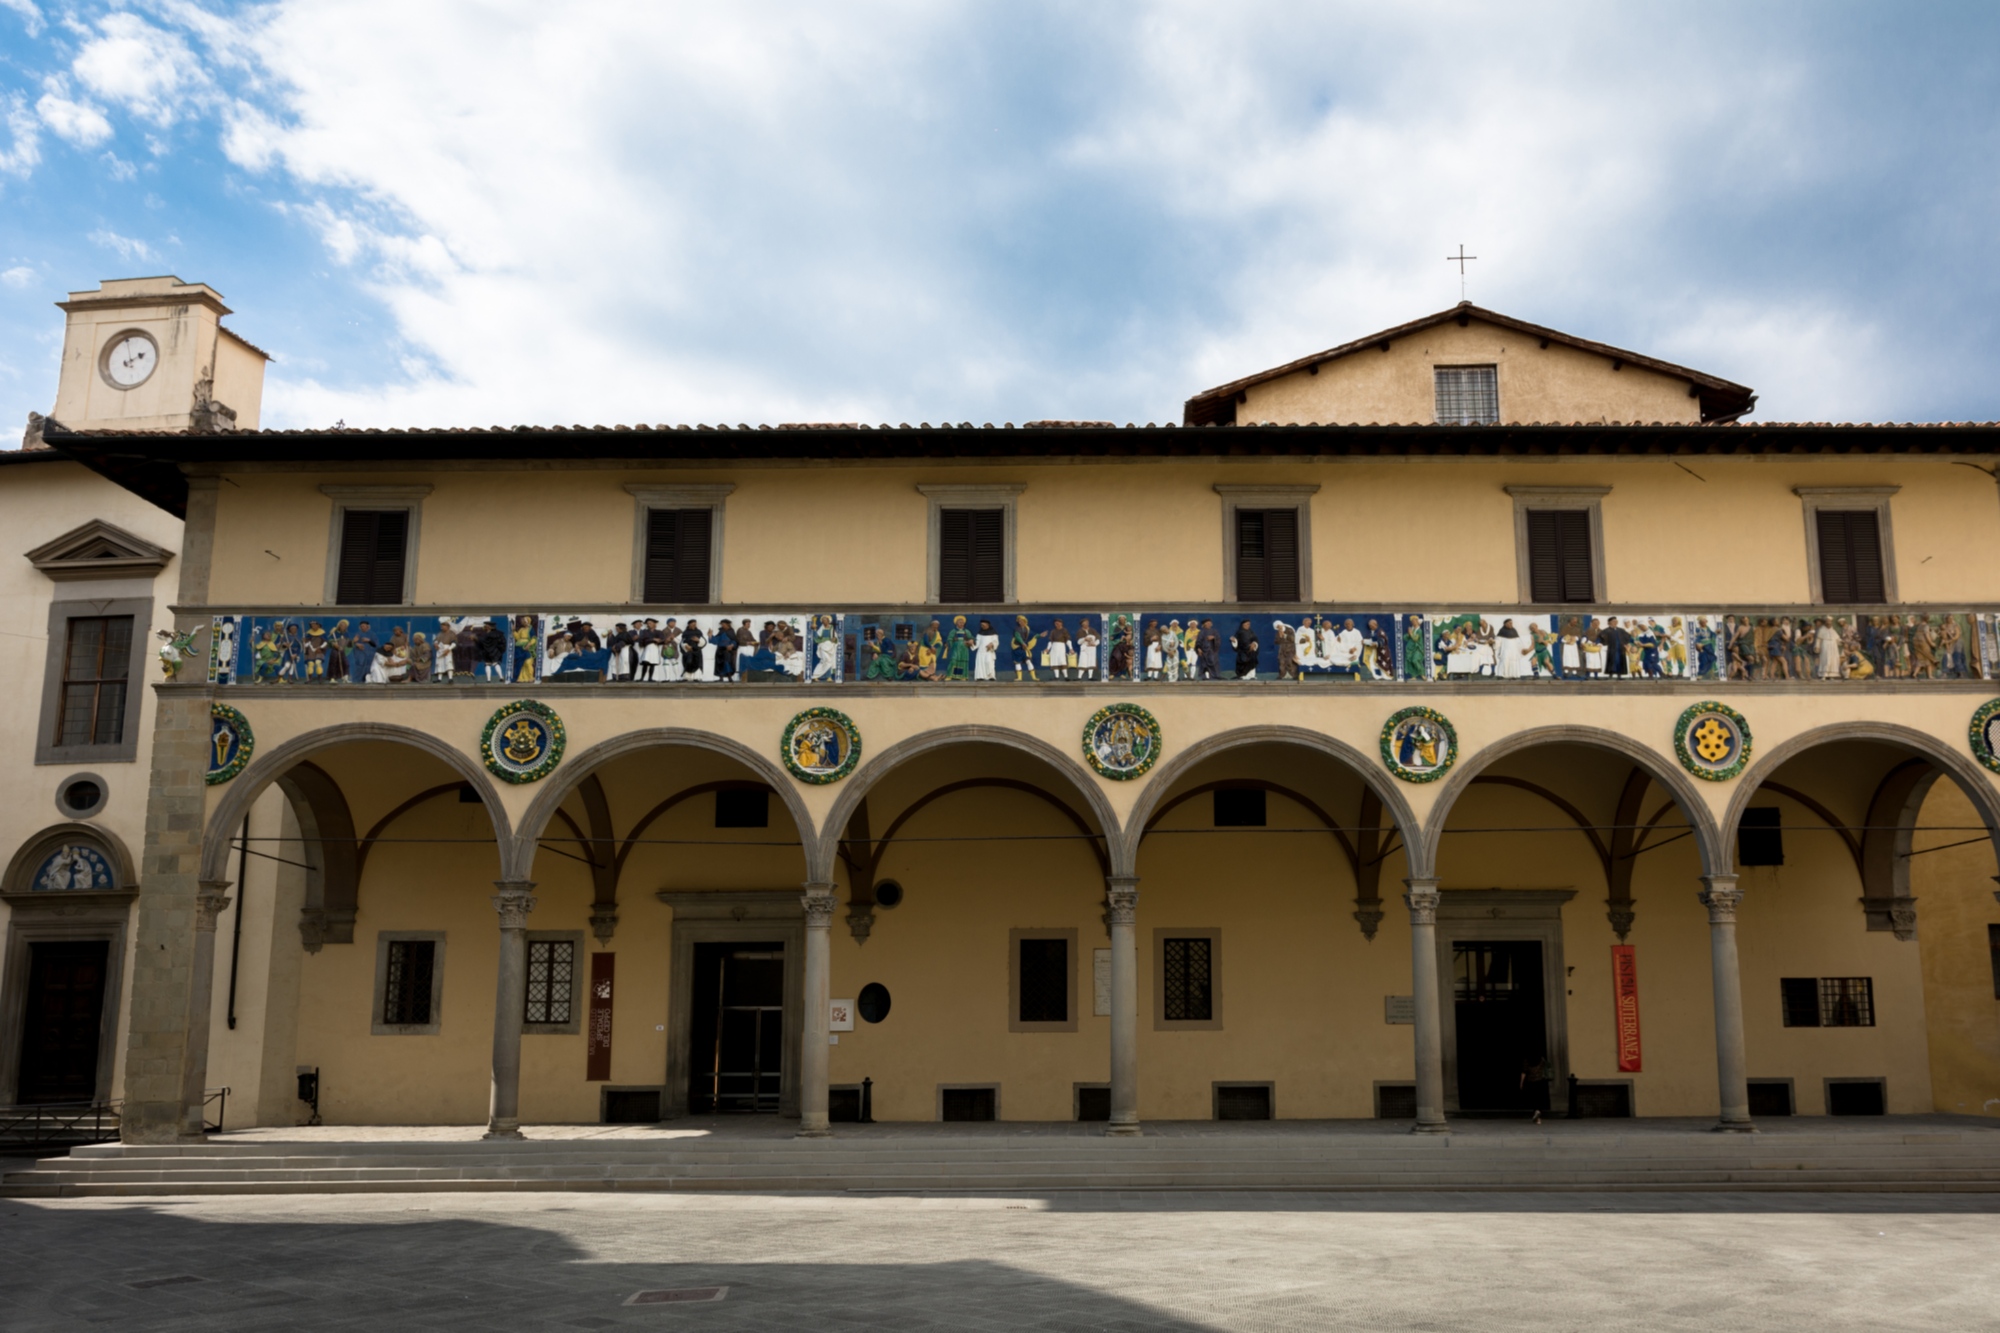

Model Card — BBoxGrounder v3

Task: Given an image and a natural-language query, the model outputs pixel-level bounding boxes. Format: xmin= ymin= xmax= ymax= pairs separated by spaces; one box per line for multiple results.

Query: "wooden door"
xmin=16 ymin=940 xmax=109 ymax=1104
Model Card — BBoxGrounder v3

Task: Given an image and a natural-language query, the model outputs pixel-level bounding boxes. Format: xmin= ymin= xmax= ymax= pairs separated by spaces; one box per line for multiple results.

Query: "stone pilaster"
xmin=1404 ymin=878 xmax=1448 ymax=1133
xmin=484 ymin=882 xmax=537 ymax=1140
xmin=1105 ymin=875 xmax=1141 ymax=1136
xmin=176 ymin=880 xmax=233 ymax=1138
xmin=1700 ymin=876 xmax=1754 ymax=1131
xmin=797 ymin=882 xmax=837 ymax=1138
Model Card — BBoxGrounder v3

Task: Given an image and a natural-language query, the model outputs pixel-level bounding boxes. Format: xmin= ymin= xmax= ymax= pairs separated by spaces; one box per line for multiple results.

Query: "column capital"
xmin=491 ymin=881 xmax=538 ymax=929
xmin=1104 ymin=875 xmax=1139 ymax=924
xmin=1402 ymin=877 xmax=1440 ymax=925
xmin=1698 ymin=876 xmax=1742 ymax=924
xmin=801 ymin=881 xmax=837 ymax=928
xmin=194 ymin=881 xmax=233 ymax=932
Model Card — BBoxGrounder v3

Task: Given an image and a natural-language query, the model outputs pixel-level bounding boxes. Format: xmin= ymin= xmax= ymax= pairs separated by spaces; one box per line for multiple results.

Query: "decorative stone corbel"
xmin=845 ymin=903 xmax=875 ymax=944
xmin=1352 ymin=900 xmax=1384 ymax=941
xmin=589 ymin=909 xmax=619 ymax=945
xmin=1606 ymin=898 xmax=1637 ymax=942
xmin=1861 ymin=895 xmax=1918 ymax=942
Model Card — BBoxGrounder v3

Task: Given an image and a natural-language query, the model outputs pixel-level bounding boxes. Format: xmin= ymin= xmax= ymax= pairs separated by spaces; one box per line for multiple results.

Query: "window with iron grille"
xmin=938 ymin=508 xmax=1004 ymax=603
xmin=56 ymin=615 xmax=133 ymax=747
xmin=1234 ymin=509 xmax=1300 ymax=601
xmin=1989 ymin=925 xmax=2000 ymax=1000
xmin=642 ymin=507 xmax=714 ymax=603
xmin=1525 ymin=509 xmax=1594 ymax=603
xmin=383 ymin=939 xmax=436 ymax=1026
xmin=1814 ymin=509 xmax=1886 ymax=604
xmin=1434 ymin=365 xmax=1499 ymax=425
xmin=1018 ymin=938 xmax=1068 ymax=1023
xmin=525 ymin=939 xmax=575 ymax=1025
xmin=1163 ymin=937 xmax=1213 ymax=1021
xmin=1819 ymin=977 xmax=1874 ymax=1027
xmin=334 ymin=508 xmax=411 ymax=604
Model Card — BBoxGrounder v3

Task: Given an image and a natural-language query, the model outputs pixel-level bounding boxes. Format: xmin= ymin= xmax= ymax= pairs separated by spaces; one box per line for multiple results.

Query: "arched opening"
xmin=1424 ymin=730 xmax=1719 ymax=1120
xmin=1123 ymin=731 xmax=1422 ymax=1121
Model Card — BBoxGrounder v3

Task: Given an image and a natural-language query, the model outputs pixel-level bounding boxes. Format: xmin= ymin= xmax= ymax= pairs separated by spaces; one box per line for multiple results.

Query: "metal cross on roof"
xmin=1446 ymin=244 xmax=1478 ymax=300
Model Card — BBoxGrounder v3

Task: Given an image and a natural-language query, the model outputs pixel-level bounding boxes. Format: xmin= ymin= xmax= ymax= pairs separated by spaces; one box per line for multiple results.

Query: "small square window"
xmin=715 ymin=788 xmax=769 ymax=829
xmin=383 ymin=940 xmax=436 ymax=1026
xmin=1213 ymin=788 xmax=1266 ymax=827
xmin=525 ymin=939 xmax=575 ymax=1026
xmin=1434 ymin=365 xmax=1499 ymax=425
xmin=1819 ymin=977 xmax=1874 ymax=1027
xmin=1738 ymin=808 xmax=1784 ymax=867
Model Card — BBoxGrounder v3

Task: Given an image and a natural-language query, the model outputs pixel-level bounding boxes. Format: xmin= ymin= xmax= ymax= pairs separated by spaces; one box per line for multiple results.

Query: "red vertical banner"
xmin=1611 ymin=945 xmax=1642 ymax=1073
xmin=586 ymin=953 xmax=615 ymax=1082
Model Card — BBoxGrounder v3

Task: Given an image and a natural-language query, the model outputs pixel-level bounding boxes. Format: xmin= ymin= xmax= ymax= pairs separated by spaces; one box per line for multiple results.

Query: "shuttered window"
xmin=939 ymin=508 xmax=1004 ymax=603
xmin=1815 ymin=509 xmax=1886 ymax=604
xmin=56 ymin=615 xmax=133 ymax=747
xmin=334 ymin=509 xmax=410 ymax=605
xmin=1526 ymin=509 xmax=1595 ymax=603
xmin=1235 ymin=509 xmax=1300 ymax=602
xmin=642 ymin=507 xmax=714 ymax=603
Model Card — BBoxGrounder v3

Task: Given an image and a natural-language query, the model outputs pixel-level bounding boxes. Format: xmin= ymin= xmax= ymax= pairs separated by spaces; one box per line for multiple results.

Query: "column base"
xmin=1104 ymin=1119 xmax=1142 ymax=1138
xmin=1711 ymin=1119 xmax=1757 ymax=1133
xmin=1409 ymin=1119 xmax=1451 ymax=1135
xmin=482 ymin=1120 xmax=524 ymax=1141
xmin=795 ymin=1123 xmax=833 ymax=1140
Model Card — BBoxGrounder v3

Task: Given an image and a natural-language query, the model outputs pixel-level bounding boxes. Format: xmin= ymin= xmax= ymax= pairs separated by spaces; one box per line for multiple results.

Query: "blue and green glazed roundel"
xmin=1379 ymin=706 xmax=1456 ymax=783
xmin=481 ymin=700 xmax=566 ymax=783
xmin=206 ymin=704 xmax=255 ymax=785
xmin=782 ymin=708 xmax=862 ymax=784
xmin=1674 ymin=701 xmax=1752 ymax=781
xmin=1970 ymin=699 xmax=2000 ymax=775
xmin=1083 ymin=703 xmax=1161 ymax=780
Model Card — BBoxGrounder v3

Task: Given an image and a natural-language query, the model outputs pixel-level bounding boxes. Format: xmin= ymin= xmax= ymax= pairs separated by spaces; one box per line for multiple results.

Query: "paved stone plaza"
xmin=4 ymin=1184 xmax=1998 ymax=1331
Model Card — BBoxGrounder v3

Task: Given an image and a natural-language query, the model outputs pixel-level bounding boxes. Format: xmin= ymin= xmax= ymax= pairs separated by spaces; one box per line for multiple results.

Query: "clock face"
xmin=103 ymin=332 xmax=158 ymax=389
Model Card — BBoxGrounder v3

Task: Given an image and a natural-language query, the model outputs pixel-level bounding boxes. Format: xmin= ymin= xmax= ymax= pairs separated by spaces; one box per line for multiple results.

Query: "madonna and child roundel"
xmin=1380 ymin=706 xmax=1456 ymax=783
xmin=1083 ymin=703 xmax=1162 ymax=780
xmin=783 ymin=708 xmax=861 ymax=784
xmin=1674 ymin=701 xmax=1753 ymax=781
xmin=207 ymin=704 xmax=254 ymax=785
xmin=481 ymin=700 xmax=566 ymax=784
xmin=31 ymin=840 xmax=117 ymax=891
xmin=1970 ymin=699 xmax=2000 ymax=774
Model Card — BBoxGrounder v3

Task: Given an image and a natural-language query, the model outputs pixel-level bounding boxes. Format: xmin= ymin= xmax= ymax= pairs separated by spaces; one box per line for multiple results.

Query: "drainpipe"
xmin=226 ymin=815 xmax=247 ymax=1029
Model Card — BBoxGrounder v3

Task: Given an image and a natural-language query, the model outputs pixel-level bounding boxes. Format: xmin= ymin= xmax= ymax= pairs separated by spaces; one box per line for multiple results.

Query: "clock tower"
xmin=46 ymin=275 xmax=268 ymax=435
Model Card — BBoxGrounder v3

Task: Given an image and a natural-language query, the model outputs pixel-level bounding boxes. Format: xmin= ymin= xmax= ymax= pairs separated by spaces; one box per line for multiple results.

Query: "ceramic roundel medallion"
xmin=207 ymin=704 xmax=255 ymax=785
xmin=783 ymin=708 xmax=861 ymax=784
xmin=1380 ymin=706 xmax=1456 ymax=783
xmin=1083 ymin=702 xmax=1162 ymax=780
xmin=1674 ymin=701 xmax=1752 ymax=781
xmin=1970 ymin=699 xmax=2000 ymax=775
xmin=481 ymin=700 xmax=566 ymax=784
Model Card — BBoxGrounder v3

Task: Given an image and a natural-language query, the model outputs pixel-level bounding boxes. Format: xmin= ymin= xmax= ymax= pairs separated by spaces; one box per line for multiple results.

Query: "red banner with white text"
xmin=1612 ymin=945 xmax=1642 ymax=1073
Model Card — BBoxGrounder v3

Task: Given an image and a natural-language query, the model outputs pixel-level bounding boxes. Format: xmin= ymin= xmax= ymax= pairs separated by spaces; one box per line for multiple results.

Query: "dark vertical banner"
xmin=587 ymin=953 xmax=615 ymax=1082
xmin=1612 ymin=945 xmax=1642 ymax=1073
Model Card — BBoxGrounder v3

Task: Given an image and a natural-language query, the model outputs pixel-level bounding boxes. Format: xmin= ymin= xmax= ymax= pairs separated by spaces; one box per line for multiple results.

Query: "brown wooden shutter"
xmin=1816 ymin=509 xmax=1884 ymax=604
xmin=643 ymin=508 xmax=713 ymax=603
xmin=939 ymin=509 xmax=1003 ymax=603
xmin=1236 ymin=510 xmax=1267 ymax=601
xmin=1526 ymin=509 xmax=1593 ymax=602
xmin=335 ymin=509 xmax=409 ymax=605
xmin=1235 ymin=509 xmax=1300 ymax=602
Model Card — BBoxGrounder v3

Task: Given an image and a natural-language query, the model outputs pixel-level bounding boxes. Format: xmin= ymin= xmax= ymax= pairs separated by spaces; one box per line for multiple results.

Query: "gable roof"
xmin=1183 ymin=302 xmax=1757 ymax=427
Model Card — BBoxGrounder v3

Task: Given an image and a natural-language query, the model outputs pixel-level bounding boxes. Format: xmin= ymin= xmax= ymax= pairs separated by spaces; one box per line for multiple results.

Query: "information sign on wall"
xmin=586 ymin=953 xmax=615 ymax=1082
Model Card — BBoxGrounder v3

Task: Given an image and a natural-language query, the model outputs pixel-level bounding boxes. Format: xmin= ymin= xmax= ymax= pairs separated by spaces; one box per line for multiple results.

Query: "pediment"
xmin=24 ymin=518 xmax=175 ymax=580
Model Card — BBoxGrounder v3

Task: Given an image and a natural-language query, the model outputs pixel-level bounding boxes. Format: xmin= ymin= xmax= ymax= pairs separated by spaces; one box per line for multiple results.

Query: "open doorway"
xmin=687 ymin=942 xmax=785 ymax=1114
xmin=1452 ymin=941 xmax=1549 ymax=1112
xmin=16 ymin=940 xmax=110 ymax=1104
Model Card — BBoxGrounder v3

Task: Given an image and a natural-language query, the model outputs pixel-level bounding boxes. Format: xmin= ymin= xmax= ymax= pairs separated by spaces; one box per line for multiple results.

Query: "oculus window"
xmin=56 ymin=616 xmax=133 ymax=748
xmin=642 ymin=508 xmax=715 ymax=604
xmin=1434 ymin=365 xmax=1499 ymax=425
xmin=334 ymin=509 xmax=411 ymax=605
xmin=1234 ymin=509 xmax=1300 ymax=601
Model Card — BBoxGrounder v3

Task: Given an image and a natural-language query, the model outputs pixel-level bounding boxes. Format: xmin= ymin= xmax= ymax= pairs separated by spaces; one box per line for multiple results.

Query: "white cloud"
xmin=0 ymin=265 xmax=35 ymax=288
xmin=36 ymin=78 xmax=113 ymax=148
xmin=0 ymin=93 xmax=39 ymax=176
xmin=72 ymin=13 xmax=207 ymax=128
xmin=88 ymin=228 xmax=157 ymax=263
xmin=1 ymin=0 xmax=43 ymax=39
xmin=100 ymin=151 xmax=136 ymax=180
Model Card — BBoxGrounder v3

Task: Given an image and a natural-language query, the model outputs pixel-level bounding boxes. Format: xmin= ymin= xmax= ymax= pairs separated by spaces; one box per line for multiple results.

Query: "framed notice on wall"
xmin=1612 ymin=945 xmax=1642 ymax=1073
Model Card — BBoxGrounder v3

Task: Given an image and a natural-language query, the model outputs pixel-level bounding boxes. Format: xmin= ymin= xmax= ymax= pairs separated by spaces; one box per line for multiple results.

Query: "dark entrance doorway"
xmin=16 ymin=940 xmax=109 ymax=1104
xmin=688 ymin=942 xmax=785 ymax=1114
xmin=1451 ymin=940 xmax=1550 ymax=1113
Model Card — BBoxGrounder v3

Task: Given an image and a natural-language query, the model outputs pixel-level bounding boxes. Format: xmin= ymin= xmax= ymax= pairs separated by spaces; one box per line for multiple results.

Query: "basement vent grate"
xmin=625 ymin=1287 xmax=728 ymax=1305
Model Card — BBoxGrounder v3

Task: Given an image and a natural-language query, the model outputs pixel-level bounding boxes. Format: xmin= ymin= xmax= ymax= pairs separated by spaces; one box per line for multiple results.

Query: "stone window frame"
xmin=523 ymin=930 xmax=585 ymax=1036
xmin=35 ymin=596 xmax=153 ymax=766
xmin=320 ymin=484 xmax=433 ymax=606
xmin=918 ymin=483 xmax=1024 ymax=603
xmin=1152 ymin=926 xmax=1223 ymax=1031
xmin=1008 ymin=927 xmax=1077 ymax=1033
xmin=1214 ymin=484 xmax=1318 ymax=603
xmin=371 ymin=930 xmax=446 ymax=1036
xmin=624 ymin=483 xmax=735 ymax=604
xmin=1505 ymin=484 xmax=1610 ymax=605
xmin=1795 ymin=486 xmax=1900 ymax=605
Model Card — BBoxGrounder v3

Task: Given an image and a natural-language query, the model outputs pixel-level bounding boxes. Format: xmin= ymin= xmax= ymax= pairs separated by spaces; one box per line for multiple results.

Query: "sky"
xmin=0 ymin=1 xmax=1997 ymax=439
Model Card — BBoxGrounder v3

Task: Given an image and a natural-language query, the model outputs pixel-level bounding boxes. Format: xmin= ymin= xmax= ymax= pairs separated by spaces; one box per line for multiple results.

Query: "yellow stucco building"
xmin=9 ymin=280 xmax=2000 ymax=1144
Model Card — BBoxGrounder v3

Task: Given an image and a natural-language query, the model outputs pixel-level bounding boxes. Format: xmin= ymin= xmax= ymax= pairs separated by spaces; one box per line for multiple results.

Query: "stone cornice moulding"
xmin=1793 ymin=485 xmax=1901 ymax=498
xmin=317 ymin=483 xmax=435 ymax=501
xmin=1502 ymin=484 xmax=1613 ymax=500
xmin=914 ymin=482 xmax=1027 ymax=498
xmin=622 ymin=482 xmax=737 ymax=505
xmin=1212 ymin=483 xmax=1322 ymax=498
xmin=24 ymin=518 xmax=175 ymax=581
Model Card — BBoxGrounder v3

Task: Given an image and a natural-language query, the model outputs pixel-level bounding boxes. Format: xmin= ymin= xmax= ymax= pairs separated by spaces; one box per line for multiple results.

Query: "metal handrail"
xmin=0 ymin=1099 xmax=123 ymax=1145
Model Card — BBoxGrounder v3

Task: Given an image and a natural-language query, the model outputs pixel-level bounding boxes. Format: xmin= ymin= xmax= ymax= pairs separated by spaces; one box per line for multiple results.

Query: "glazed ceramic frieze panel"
xmin=211 ymin=613 xmax=533 ymax=685
xmin=841 ymin=612 xmax=1102 ymax=682
xmin=1106 ymin=612 xmax=1338 ymax=682
xmin=540 ymin=612 xmax=826 ymax=683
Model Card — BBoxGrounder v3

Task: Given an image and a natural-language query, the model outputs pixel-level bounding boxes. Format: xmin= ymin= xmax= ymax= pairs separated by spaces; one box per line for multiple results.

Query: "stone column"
xmin=1105 ymin=875 xmax=1141 ymax=1136
xmin=797 ymin=882 xmax=837 ymax=1137
xmin=178 ymin=881 xmax=233 ymax=1138
xmin=484 ymin=881 xmax=537 ymax=1140
xmin=1404 ymin=878 xmax=1448 ymax=1133
xmin=1700 ymin=876 xmax=1754 ymax=1131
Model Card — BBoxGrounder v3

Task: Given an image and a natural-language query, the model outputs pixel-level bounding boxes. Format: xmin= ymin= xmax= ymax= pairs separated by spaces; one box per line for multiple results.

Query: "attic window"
xmin=1435 ymin=365 xmax=1499 ymax=425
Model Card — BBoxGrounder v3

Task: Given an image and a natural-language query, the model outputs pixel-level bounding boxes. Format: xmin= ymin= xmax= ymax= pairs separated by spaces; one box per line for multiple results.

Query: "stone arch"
xmin=1119 ymin=725 xmax=1425 ymax=884
xmin=3 ymin=820 xmax=138 ymax=893
xmin=1422 ymin=724 xmax=1727 ymax=879
xmin=514 ymin=728 xmax=815 ymax=884
xmin=816 ymin=726 xmax=1126 ymax=883
xmin=1724 ymin=721 xmax=2000 ymax=883
xmin=198 ymin=722 xmax=513 ymax=884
